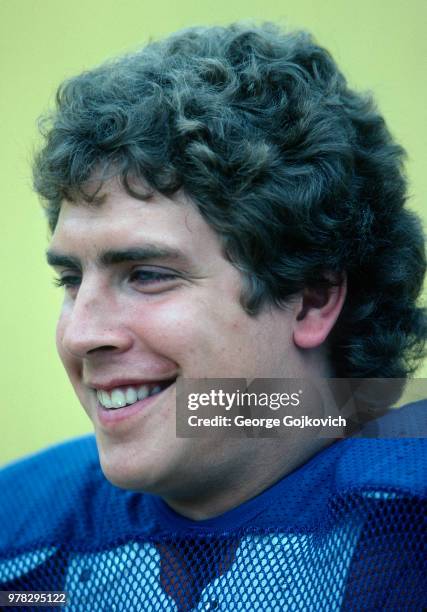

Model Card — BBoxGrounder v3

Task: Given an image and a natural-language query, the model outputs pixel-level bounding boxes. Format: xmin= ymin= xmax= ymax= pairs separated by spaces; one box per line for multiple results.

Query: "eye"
xmin=53 ymin=273 xmax=82 ymax=290
xmin=129 ymin=268 xmax=180 ymax=291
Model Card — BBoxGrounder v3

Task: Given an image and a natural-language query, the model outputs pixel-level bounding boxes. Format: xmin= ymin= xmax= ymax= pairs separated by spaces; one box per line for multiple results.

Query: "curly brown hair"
xmin=33 ymin=23 xmax=427 ymax=378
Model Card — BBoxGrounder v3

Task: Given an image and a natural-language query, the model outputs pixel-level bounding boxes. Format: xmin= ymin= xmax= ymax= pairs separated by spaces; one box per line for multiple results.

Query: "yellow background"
xmin=1 ymin=0 xmax=426 ymax=465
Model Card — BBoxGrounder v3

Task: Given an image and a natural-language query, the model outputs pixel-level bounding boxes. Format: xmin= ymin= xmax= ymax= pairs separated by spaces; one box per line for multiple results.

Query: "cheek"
xmin=55 ymin=315 xmax=65 ymax=361
xmin=55 ymin=311 xmax=68 ymax=361
xmin=55 ymin=312 xmax=79 ymax=381
xmin=134 ymin=296 xmax=252 ymax=371
xmin=135 ymin=306 xmax=213 ymax=359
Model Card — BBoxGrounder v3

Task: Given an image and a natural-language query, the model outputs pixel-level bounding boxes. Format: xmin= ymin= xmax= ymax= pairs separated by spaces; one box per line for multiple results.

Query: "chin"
xmin=96 ymin=441 xmax=172 ymax=494
xmin=99 ymin=457 xmax=156 ymax=492
xmin=101 ymin=467 xmax=148 ymax=492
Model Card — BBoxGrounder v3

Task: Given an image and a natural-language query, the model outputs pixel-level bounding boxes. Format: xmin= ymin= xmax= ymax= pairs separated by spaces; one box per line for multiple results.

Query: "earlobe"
xmin=293 ymin=274 xmax=347 ymax=349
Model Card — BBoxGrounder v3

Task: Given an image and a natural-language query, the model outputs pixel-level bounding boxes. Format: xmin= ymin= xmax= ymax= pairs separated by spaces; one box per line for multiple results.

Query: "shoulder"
xmin=333 ymin=402 xmax=427 ymax=609
xmin=0 ymin=434 xmax=98 ymax=477
xmin=0 ymin=436 xmax=122 ymax=552
xmin=0 ymin=434 xmax=101 ymax=496
xmin=335 ymin=439 xmax=426 ymax=498
xmin=334 ymin=399 xmax=426 ymax=497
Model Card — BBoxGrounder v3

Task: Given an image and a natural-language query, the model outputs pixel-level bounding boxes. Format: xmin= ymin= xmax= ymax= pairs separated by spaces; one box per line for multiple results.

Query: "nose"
xmin=59 ymin=278 xmax=132 ymax=358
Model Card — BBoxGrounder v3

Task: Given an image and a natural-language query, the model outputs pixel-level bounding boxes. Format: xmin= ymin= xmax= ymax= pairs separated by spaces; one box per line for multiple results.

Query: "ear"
xmin=293 ymin=273 xmax=347 ymax=349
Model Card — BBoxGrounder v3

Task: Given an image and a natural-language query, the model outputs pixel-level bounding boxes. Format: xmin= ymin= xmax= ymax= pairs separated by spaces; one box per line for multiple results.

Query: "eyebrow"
xmin=46 ymin=245 xmax=192 ymax=269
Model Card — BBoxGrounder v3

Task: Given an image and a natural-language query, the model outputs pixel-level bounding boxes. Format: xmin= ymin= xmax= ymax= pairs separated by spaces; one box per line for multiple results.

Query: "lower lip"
xmin=95 ymin=385 xmax=174 ymax=428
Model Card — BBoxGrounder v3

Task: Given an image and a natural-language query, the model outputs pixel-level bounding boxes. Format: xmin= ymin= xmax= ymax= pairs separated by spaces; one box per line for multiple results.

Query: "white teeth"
xmin=101 ymin=390 xmax=113 ymax=409
xmin=96 ymin=381 xmax=172 ymax=409
xmin=137 ymin=385 xmax=150 ymax=401
xmin=111 ymin=389 xmax=127 ymax=409
xmin=125 ymin=387 xmax=138 ymax=404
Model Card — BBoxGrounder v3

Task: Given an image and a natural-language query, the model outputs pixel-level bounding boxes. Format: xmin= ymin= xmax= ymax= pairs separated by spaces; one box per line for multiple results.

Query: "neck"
xmin=163 ymin=437 xmax=333 ymax=521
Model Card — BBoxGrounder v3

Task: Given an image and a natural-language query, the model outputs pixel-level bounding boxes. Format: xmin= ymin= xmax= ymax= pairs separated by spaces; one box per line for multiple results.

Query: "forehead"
xmin=49 ymin=183 xmax=223 ymax=264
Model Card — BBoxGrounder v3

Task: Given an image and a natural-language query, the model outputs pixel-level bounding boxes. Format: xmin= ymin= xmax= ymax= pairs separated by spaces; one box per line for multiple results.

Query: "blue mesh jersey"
xmin=0 ymin=403 xmax=426 ymax=611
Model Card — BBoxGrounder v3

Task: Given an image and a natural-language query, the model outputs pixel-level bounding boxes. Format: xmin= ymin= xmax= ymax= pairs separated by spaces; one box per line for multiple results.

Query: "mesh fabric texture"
xmin=0 ymin=402 xmax=426 ymax=611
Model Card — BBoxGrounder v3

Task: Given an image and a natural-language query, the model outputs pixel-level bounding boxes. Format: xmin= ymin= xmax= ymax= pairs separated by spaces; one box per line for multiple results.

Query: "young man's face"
xmin=48 ymin=181 xmax=304 ymax=506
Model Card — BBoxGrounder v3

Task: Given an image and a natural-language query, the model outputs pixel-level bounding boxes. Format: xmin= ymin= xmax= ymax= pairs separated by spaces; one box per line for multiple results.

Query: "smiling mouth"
xmin=96 ymin=379 xmax=176 ymax=410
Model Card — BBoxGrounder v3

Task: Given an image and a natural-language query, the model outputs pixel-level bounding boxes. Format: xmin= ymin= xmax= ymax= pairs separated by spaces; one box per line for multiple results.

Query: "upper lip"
xmin=86 ymin=376 xmax=178 ymax=391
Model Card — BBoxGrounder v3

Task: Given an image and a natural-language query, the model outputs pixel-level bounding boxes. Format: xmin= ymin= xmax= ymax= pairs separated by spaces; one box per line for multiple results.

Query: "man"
xmin=0 ymin=23 xmax=426 ymax=610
